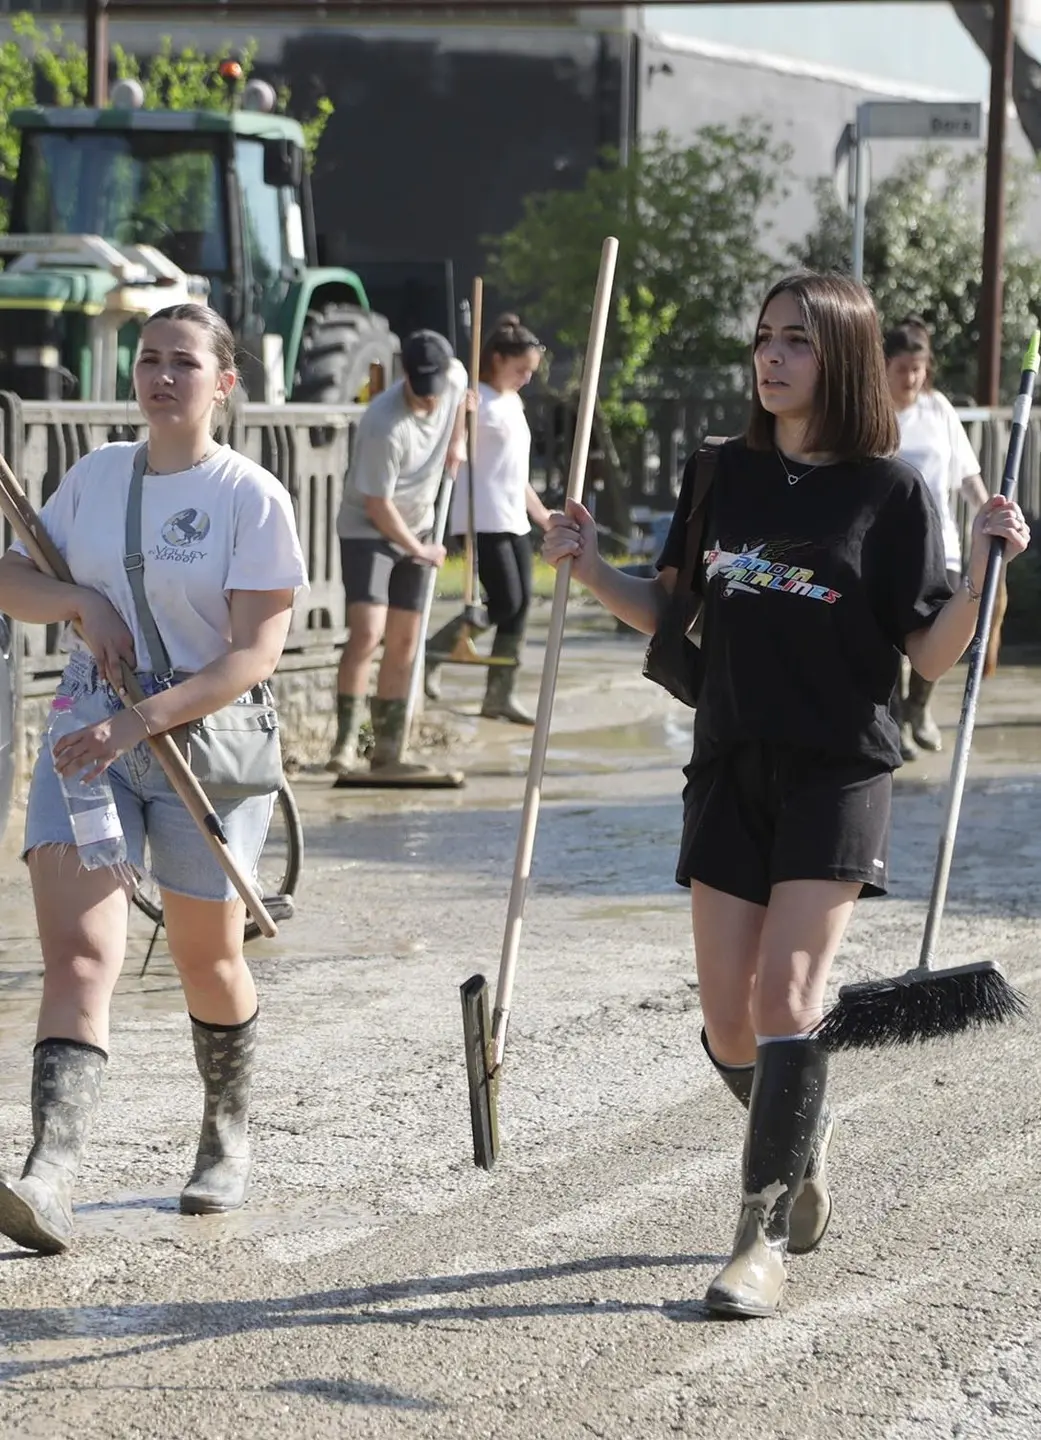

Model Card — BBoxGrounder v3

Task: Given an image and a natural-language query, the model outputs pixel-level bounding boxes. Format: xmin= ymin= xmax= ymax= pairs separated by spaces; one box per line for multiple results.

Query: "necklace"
xmin=145 ymin=445 xmax=218 ymax=476
xmin=776 ymin=447 xmax=822 ymax=487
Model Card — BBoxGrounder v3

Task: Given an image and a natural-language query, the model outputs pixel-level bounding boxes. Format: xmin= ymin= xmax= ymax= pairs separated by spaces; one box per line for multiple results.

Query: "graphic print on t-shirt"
xmin=155 ymin=507 xmax=212 ymax=562
xmin=703 ymin=536 xmax=843 ymax=605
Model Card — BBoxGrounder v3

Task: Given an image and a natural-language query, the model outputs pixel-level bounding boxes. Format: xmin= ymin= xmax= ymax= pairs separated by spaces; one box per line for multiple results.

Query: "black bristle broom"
xmin=815 ymin=329 xmax=1039 ymax=1051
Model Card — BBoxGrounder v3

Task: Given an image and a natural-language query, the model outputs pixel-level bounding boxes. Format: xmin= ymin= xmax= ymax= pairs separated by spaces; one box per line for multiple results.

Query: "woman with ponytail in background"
xmin=425 ymin=315 xmax=551 ymax=724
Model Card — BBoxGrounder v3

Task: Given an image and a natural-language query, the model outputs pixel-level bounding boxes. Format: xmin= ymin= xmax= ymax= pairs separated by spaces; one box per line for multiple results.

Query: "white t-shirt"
xmin=896 ymin=390 xmax=980 ymax=571
xmin=337 ymin=360 xmax=468 ymax=541
xmin=450 ymin=383 xmax=532 ymax=537
xmin=8 ymin=442 xmax=310 ymax=673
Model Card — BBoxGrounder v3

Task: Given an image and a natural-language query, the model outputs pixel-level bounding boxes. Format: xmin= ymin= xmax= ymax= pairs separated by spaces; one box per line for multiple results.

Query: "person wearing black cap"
xmin=329 ymin=330 xmax=467 ymax=777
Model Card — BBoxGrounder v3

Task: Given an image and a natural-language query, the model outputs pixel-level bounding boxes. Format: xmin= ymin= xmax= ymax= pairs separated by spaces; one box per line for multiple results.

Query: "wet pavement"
xmin=1 ymin=610 xmax=1041 ymax=1439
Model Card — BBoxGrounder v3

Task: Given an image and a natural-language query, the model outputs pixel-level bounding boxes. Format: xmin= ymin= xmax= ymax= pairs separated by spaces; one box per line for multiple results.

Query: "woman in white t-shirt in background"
xmin=425 ymin=315 xmax=552 ymax=724
xmin=885 ymin=316 xmax=989 ymax=760
xmin=0 ymin=303 xmax=308 ymax=1255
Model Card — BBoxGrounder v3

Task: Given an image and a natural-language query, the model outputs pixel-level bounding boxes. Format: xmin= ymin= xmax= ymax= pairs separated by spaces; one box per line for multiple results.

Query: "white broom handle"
xmin=403 ymin=472 xmax=454 ymax=749
xmin=491 ymin=235 xmax=619 ymax=1066
xmin=464 ymin=277 xmax=483 ymax=609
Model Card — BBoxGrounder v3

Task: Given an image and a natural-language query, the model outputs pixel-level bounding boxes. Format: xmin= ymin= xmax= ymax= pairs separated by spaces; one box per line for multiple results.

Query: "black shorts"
xmin=340 ymin=536 xmax=430 ymax=612
xmin=677 ymin=741 xmax=892 ymax=905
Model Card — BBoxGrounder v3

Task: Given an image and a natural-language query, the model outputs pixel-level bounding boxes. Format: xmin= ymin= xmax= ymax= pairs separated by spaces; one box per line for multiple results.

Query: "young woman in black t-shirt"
xmin=543 ymin=272 xmax=1030 ymax=1320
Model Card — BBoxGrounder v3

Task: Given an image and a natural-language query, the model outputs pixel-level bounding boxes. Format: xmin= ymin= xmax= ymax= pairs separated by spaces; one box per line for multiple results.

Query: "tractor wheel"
xmin=294 ymin=303 xmax=400 ymax=406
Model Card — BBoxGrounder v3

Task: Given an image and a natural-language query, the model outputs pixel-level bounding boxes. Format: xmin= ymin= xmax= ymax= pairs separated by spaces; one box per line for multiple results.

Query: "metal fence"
xmin=1 ymin=391 xmax=1036 ymax=685
xmin=0 ymin=391 xmax=361 ymax=680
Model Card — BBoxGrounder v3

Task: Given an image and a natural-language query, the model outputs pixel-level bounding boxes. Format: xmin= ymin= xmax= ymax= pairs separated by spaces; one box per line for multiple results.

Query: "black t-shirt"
xmin=656 ymin=438 xmax=953 ymax=771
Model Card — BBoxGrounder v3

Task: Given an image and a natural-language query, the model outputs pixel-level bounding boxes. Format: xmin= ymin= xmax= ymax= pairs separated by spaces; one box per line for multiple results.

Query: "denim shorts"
xmin=23 ymin=651 xmax=275 ymax=903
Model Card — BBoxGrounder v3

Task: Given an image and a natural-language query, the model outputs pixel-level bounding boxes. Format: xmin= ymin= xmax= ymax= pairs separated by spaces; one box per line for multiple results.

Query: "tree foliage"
xmin=794 ymin=148 xmax=1041 ymax=402
xmin=485 ymin=125 xmax=792 ymax=409
xmin=0 ymin=14 xmax=332 ymax=231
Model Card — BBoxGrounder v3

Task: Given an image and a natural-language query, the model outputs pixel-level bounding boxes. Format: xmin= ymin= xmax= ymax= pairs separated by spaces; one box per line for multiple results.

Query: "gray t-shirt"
xmin=337 ymin=360 xmax=467 ymax=541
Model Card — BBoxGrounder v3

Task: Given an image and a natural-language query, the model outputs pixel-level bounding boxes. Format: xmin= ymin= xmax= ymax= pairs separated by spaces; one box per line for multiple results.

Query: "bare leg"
xmin=752 ymin=879 xmax=860 ymax=1037
xmin=375 ymin=606 xmax=423 ymax=700
xmin=337 ymin=601 xmax=387 ymax=698
xmin=690 ymin=881 xmax=763 ymax=1066
xmin=30 ymin=844 xmax=134 ymax=1052
xmin=162 ymin=890 xmax=256 ymax=1027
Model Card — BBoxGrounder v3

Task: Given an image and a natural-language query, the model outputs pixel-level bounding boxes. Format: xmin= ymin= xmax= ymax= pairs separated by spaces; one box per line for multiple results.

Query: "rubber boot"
xmin=704 ymin=1037 xmax=828 ymax=1319
xmin=369 ymin=697 xmax=438 ymax=778
xmin=0 ymin=1039 xmax=107 ymax=1255
xmin=424 ymin=614 xmax=469 ymax=701
xmin=907 ymin=669 xmax=942 ymax=752
xmin=480 ymin=631 xmax=533 ymax=725
xmin=325 ymin=693 xmax=366 ymax=776
xmin=700 ymin=1029 xmax=833 ymax=1255
xmin=180 ymin=1013 xmax=257 ymax=1215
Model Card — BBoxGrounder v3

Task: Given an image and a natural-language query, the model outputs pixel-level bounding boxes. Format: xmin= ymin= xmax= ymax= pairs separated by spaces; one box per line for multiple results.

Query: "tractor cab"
xmin=0 ymin=80 xmax=398 ymax=404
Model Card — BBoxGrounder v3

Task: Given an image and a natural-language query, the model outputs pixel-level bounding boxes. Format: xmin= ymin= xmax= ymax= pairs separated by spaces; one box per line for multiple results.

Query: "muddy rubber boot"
xmin=368 ymin=697 xmax=439 ymax=778
xmin=0 ymin=1039 xmax=107 ymax=1255
xmin=481 ymin=632 xmax=533 ymax=725
xmin=704 ymin=1037 xmax=828 ymax=1319
xmin=425 ymin=615 xmax=469 ymax=701
xmin=180 ymin=1013 xmax=257 ymax=1216
xmin=700 ymin=1029 xmax=834 ymax=1255
xmin=325 ymin=693 xmax=366 ymax=776
xmin=907 ymin=670 xmax=942 ymax=752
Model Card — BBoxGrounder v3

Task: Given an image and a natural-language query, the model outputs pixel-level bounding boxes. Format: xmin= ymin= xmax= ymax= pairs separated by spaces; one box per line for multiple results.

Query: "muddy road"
xmin=1 ymin=615 xmax=1040 ymax=1439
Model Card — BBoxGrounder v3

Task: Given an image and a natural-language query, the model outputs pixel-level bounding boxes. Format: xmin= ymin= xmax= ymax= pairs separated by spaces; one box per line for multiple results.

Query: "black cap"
xmin=401 ymin=329 xmax=454 ymax=397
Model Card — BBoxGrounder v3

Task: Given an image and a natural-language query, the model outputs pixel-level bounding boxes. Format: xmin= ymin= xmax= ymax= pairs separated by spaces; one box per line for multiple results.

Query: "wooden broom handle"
xmin=464 ymin=276 xmax=483 ymax=609
xmin=490 ymin=236 xmax=619 ymax=1066
xmin=0 ymin=453 xmax=278 ymax=938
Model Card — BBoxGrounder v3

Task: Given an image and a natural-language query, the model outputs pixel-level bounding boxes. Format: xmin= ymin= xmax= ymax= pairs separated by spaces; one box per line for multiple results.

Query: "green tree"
xmin=485 ymin=125 xmax=791 ymax=403
xmin=794 ymin=148 xmax=1041 ymax=402
xmin=0 ymin=14 xmax=332 ymax=232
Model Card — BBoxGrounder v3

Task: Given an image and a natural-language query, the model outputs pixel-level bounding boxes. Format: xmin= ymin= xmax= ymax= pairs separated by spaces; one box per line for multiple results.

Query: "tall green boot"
xmin=481 ymin=631 xmax=533 ymax=726
xmin=704 ymin=1038 xmax=829 ymax=1318
xmin=424 ymin=615 xmax=469 ymax=701
xmin=325 ymin=693 xmax=366 ymax=777
xmin=180 ymin=1012 xmax=257 ymax=1215
xmin=0 ymin=1039 xmax=107 ymax=1255
xmin=700 ymin=1029 xmax=834 ymax=1256
xmin=907 ymin=669 xmax=943 ymax=752
xmin=369 ymin=697 xmax=438 ymax=778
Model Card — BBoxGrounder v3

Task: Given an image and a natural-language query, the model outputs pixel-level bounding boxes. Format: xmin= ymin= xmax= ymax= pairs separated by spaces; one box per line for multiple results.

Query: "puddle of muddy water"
xmin=71 ymin=1189 xmax=382 ymax=1249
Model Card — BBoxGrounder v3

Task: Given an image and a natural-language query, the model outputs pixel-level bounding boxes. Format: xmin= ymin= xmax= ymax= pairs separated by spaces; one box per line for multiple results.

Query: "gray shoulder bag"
xmin=123 ymin=443 xmax=284 ymax=799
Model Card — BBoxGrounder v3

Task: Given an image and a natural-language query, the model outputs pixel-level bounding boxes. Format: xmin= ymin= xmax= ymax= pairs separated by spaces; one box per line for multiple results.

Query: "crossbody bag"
xmin=641 ymin=437 xmax=724 ymax=710
xmin=123 ymin=443 xmax=284 ymax=799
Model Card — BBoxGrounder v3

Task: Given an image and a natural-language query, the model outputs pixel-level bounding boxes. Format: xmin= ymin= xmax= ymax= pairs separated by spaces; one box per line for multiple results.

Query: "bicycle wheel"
xmin=131 ymin=784 xmax=304 ymax=944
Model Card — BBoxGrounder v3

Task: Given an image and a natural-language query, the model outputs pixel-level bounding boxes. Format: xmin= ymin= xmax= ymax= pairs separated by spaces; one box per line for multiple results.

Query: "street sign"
xmin=847 ymin=99 xmax=983 ymax=283
xmin=859 ymin=101 xmax=983 ymax=143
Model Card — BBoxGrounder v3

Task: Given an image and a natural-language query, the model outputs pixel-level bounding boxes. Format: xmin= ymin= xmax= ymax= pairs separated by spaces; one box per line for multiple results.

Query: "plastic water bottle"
xmin=47 ymin=695 xmax=127 ymax=870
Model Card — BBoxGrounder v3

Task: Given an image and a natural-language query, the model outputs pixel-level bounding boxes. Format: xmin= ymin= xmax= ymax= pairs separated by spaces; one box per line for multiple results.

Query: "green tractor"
xmin=0 ymin=77 xmax=399 ymax=405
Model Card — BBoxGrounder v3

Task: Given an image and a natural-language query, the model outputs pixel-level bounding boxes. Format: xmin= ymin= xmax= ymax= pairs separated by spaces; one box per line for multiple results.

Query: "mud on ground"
xmin=1 ymin=613 xmax=1040 ymax=1439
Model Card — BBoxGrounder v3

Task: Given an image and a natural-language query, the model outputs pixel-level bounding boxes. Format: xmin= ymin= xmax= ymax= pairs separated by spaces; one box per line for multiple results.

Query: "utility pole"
xmin=86 ymin=0 xmax=110 ymax=108
xmin=978 ymin=0 xmax=1014 ymax=405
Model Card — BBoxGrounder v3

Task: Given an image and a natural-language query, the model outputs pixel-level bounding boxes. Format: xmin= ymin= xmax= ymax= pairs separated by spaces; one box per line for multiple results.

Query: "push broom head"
xmin=814 ymin=960 xmax=1027 ymax=1052
xmin=460 ymin=973 xmax=499 ymax=1169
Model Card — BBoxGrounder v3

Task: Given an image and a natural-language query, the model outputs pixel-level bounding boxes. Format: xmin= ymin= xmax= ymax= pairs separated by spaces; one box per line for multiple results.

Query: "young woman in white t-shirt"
xmin=884 ymin=316 xmax=989 ymax=760
xmin=0 ymin=303 xmax=308 ymax=1255
xmin=425 ymin=315 xmax=552 ymax=723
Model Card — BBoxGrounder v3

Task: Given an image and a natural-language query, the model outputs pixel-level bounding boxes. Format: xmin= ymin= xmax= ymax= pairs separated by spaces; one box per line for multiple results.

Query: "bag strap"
xmin=675 ymin=436 xmax=725 ymax=598
xmin=123 ymin=442 xmax=174 ymax=681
